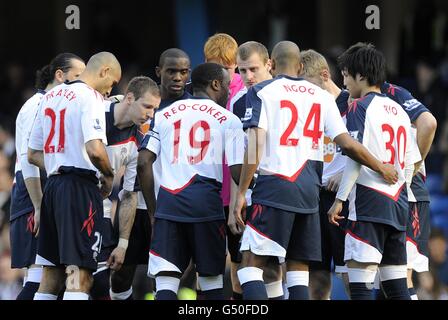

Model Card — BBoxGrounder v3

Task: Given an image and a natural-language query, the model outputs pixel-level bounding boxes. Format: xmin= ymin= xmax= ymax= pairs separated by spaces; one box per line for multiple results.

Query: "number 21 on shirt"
xmin=44 ymin=107 xmax=66 ymax=154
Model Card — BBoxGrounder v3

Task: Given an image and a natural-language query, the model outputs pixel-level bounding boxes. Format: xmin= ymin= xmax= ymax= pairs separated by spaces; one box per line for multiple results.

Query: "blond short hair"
xmin=204 ymin=33 xmax=238 ymax=66
xmin=237 ymin=41 xmax=269 ymax=64
xmin=301 ymin=49 xmax=329 ymax=78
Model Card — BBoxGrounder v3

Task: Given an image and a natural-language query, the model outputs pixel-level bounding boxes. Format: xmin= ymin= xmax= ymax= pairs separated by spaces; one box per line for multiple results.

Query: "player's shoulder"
xmin=67 ymin=80 xmax=104 ymax=103
xmin=230 ymin=87 xmax=247 ymax=107
xmin=19 ymin=89 xmax=46 ymax=113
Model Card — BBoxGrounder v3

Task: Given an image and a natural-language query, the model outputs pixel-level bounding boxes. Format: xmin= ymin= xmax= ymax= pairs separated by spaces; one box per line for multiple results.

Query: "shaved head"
xmin=86 ymin=51 xmax=121 ymax=74
xmin=271 ymin=41 xmax=302 ymax=76
xmin=81 ymin=51 xmax=122 ymax=97
xmin=158 ymin=48 xmax=190 ymax=67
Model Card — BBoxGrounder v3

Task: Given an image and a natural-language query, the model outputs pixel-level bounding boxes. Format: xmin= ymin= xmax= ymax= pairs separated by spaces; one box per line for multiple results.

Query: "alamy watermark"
xmin=66 ymin=5 xmax=80 ymax=30
xmin=365 ymin=5 xmax=380 ymax=30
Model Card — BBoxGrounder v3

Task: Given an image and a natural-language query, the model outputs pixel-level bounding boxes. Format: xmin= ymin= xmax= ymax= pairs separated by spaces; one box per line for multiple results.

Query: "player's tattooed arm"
xmin=85 ymin=139 xmax=114 ymax=198
xmin=107 ymin=190 xmax=137 ymax=271
xmin=137 ymin=149 xmax=156 ymax=225
xmin=27 ymin=148 xmax=45 ymax=170
xmin=334 ymin=133 xmax=398 ymax=184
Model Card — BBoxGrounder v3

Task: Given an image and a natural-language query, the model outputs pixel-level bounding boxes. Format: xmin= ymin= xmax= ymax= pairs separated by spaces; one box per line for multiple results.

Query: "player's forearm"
xmin=137 ymin=151 xmax=156 ymax=217
xmin=24 ymin=177 xmax=43 ymax=211
xmin=340 ymin=137 xmax=384 ymax=175
xmin=336 ymin=158 xmax=361 ymax=201
xmin=118 ymin=190 xmax=137 ymax=240
xmin=415 ymin=112 xmax=437 ymax=161
xmin=27 ymin=148 xmax=45 ymax=170
xmin=238 ymin=128 xmax=264 ymax=195
xmin=85 ymin=140 xmax=114 ymax=177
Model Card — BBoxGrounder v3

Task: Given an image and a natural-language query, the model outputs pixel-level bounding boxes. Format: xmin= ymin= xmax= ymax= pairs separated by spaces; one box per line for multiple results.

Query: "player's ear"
xmin=297 ymin=62 xmax=304 ymax=77
xmin=125 ymin=92 xmax=135 ymax=104
xmin=100 ymin=66 xmax=111 ymax=78
xmin=211 ymin=79 xmax=220 ymax=91
xmin=155 ymin=66 xmax=161 ymax=78
xmin=265 ymin=59 xmax=272 ymax=73
xmin=321 ymin=69 xmax=330 ymax=82
xmin=54 ymin=69 xmax=65 ymax=84
xmin=270 ymin=59 xmax=276 ymax=74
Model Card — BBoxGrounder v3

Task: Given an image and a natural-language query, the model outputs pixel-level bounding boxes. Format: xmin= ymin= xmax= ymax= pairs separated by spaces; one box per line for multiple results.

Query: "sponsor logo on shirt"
xmin=242 ymin=107 xmax=253 ymax=121
xmin=403 ymin=99 xmax=422 ymax=111
xmin=93 ymin=119 xmax=102 ymax=130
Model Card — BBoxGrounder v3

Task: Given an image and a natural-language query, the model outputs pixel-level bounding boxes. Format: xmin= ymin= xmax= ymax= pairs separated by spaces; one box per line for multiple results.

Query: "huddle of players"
xmin=9 ymin=33 xmax=436 ymax=300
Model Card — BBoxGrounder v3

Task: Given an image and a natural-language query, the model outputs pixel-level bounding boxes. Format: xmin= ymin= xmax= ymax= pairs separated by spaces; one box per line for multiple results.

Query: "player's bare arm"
xmin=24 ymin=178 xmax=43 ymax=236
xmin=27 ymin=148 xmax=45 ymax=170
xmin=107 ymin=190 xmax=137 ymax=271
xmin=334 ymin=132 xmax=398 ymax=184
xmin=85 ymin=139 xmax=114 ymax=198
xmin=414 ymin=112 xmax=437 ymax=171
xmin=137 ymin=149 xmax=156 ymax=225
xmin=233 ymin=127 xmax=265 ymax=229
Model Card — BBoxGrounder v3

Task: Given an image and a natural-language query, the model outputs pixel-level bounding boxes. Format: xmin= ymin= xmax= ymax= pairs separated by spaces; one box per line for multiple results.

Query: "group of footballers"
xmin=9 ymin=32 xmax=437 ymax=300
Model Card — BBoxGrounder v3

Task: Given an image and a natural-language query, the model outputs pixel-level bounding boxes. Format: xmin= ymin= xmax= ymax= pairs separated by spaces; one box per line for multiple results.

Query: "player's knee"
xmin=111 ymin=266 xmax=136 ymax=292
xmin=240 ymin=251 xmax=267 ymax=269
xmin=286 ymin=259 xmax=309 ymax=272
xmin=66 ymin=267 xmax=93 ymax=292
xmin=263 ymin=262 xmax=282 ymax=283
xmin=309 ymin=270 xmax=332 ymax=300
xmin=39 ymin=267 xmax=65 ymax=294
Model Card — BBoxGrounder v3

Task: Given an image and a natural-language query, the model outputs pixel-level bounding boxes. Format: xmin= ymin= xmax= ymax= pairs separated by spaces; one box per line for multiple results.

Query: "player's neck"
xmin=193 ymin=90 xmax=210 ymax=100
xmin=161 ymin=86 xmax=184 ymax=101
xmin=360 ymin=85 xmax=381 ymax=98
xmin=45 ymin=82 xmax=58 ymax=91
xmin=274 ymin=68 xmax=298 ymax=78
xmin=113 ymin=102 xmax=133 ymax=129
xmin=78 ymin=73 xmax=97 ymax=91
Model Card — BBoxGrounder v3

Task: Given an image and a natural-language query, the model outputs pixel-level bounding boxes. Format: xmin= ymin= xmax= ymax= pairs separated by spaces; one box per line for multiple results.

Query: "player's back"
xmin=243 ymin=75 xmax=347 ymax=214
xmin=346 ymin=92 xmax=417 ymax=229
xmin=146 ymin=97 xmax=244 ymax=222
xmin=351 ymin=93 xmax=413 ymax=192
xmin=34 ymin=80 xmax=106 ymax=176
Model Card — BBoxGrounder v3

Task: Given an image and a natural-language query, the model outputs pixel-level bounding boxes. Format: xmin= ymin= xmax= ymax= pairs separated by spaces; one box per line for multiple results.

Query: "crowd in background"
xmin=1 ymin=0 xmax=448 ymax=300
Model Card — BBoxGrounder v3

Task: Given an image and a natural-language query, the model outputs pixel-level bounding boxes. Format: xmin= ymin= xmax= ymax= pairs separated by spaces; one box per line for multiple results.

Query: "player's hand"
xmin=107 ymin=246 xmax=126 ymax=271
xmin=233 ymin=193 xmax=247 ymax=231
xmin=99 ymin=174 xmax=113 ymax=199
xmin=328 ymin=199 xmax=345 ymax=226
xmin=326 ymin=172 xmax=343 ymax=193
xmin=379 ymin=163 xmax=398 ymax=184
xmin=228 ymin=203 xmax=244 ymax=235
xmin=33 ymin=208 xmax=40 ymax=238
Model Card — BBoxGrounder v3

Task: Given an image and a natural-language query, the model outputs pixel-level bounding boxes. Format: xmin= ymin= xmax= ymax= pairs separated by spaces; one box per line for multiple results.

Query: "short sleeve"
xmin=345 ymin=101 xmax=366 ymax=144
xmin=324 ymin=97 xmax=348 ymax=140
xmin=225 ymin=117 xmax=245 ymax=166
xmin=81 ymin=92 xmax=108 ymax=144
xmin=383 ymin=84 xmax=430 ymax=122
xmin=140 ymin=116 xmax=160 ymax=157
xmin=242 ymin=86 xmax=268 ymax=131
xmin=28 ymin=104 xmax=44 ymax=151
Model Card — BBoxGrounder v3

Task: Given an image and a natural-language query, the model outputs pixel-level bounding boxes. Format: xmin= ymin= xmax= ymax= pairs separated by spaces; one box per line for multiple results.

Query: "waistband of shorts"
xmin=55 ymin=166 xmax=99 ymax=184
